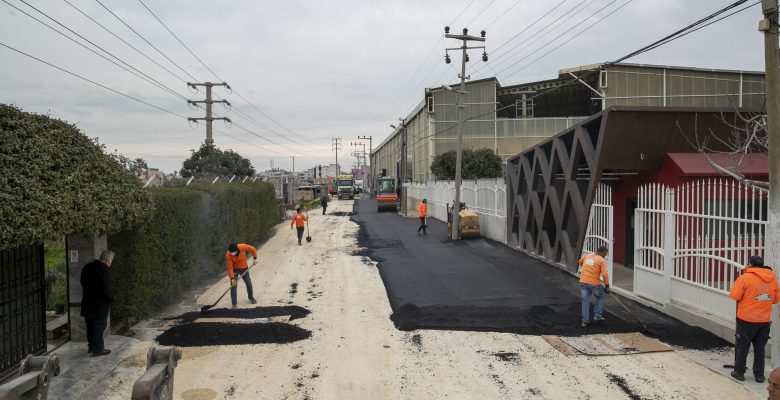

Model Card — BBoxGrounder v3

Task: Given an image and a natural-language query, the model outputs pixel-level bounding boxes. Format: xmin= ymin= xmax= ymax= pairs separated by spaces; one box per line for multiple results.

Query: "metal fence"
xmin=0 ymin=244 xmax=46 ymax=379
xmin=582 ymin=184 xmax=614 ymax=278
xmin=634 ymin=179 xmax=767 ymax=322
xmin=407 ymin=178 xmax=507 ymax=243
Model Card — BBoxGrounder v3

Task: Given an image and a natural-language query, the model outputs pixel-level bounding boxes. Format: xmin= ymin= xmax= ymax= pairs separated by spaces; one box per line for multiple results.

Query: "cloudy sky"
xmin=0 ymin=0 xmax=767 ymax=173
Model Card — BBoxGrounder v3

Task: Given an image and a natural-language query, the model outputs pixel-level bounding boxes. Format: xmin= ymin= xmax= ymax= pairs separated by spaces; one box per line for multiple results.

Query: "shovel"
xmin=201 ymin=262 xmax=257 ymax=313
xmin=608 ymin=291 xmax=658 ymax=336
xmin=305 ymin=209 xmax=312 ymax=243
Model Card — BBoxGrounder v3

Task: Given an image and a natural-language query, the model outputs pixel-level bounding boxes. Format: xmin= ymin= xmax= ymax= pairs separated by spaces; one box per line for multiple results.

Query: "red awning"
xmin=666 ymin=153 xmax=768 ymax=176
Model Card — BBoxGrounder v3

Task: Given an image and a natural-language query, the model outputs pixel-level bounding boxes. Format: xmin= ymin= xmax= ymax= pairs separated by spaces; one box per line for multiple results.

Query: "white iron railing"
xmin=407 ymin=179 xmax=507 ymax=243
xmin=582 ymin=184 xmax=614 ymax=279
xmin=634 ymin=179 xmax=767 ymax=322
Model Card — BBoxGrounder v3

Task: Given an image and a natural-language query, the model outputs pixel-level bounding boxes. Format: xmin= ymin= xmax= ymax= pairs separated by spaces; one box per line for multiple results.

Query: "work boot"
xmin=756 ymin=375 xmax=765 ymax=383
xmin=593 ymin=315 xmax=605 ymax=322
xmin=581 ymin=321 xmax=589 ymax=328
xmin=730 ymin=370 xmax=745 ymax=381
xmin=92 ymin=349 xmax=111 ymax=357
xmin=232 ymin=304 xmax=238 ymax=309
xmin=249 ymin=297 xmax=257 ymax=304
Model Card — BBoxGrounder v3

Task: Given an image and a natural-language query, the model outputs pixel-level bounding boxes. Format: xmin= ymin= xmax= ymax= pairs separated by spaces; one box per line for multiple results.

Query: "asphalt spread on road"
xmin=350 ymin=198 xmax=730 ymax=350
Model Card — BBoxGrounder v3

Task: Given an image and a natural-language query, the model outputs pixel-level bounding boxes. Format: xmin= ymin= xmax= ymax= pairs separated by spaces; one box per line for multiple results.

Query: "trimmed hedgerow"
xmin=0 ymin=104 xmax=150 ymax=250
xmin=108 ymin=182 xmax=279 ymax=325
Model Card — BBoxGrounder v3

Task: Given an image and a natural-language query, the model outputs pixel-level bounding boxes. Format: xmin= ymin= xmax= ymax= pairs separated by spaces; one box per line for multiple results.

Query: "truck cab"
xmin=375 ymin=177 xmax=398 ymax=212
xmin=336 ymin=175 xmax=355 ymax=200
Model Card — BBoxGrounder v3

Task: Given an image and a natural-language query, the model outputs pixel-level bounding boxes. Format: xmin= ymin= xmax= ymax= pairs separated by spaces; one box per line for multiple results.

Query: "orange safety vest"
xmin=730 ymin=266 xmax=780 ymax=323
xmin=291 ymin=213 xmax=307 ymax=228
xmin=418 ymin=202 xmax=427 ymax=218
xmin=225 ymin=244 xmax=257 ymax=279
xmin=578 ymin=253 xmax=609 ymax=286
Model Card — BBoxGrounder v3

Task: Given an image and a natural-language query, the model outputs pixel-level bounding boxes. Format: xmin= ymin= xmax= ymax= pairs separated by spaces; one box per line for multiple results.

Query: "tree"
xmin=430 ymin=148 xmax=503 ymax=180
xmin=110 ymin=152 xmax=148 ymax=176
xmin=180 ymin=143 xmax=256 ymax=178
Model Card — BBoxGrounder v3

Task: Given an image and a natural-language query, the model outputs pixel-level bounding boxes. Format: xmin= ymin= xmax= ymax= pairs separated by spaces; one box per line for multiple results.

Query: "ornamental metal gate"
xmin=582 ymin=184 xmax=614 ymax=278
xmin=0 ymin=244 xmax=47 ymax=379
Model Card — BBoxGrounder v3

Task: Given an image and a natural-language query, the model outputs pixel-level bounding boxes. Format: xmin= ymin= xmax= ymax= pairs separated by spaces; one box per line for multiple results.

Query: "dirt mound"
xmin=156 ymin=322 xmax=311 ymax=346
xmin=172 ymin=306 xmax=311 ymax=323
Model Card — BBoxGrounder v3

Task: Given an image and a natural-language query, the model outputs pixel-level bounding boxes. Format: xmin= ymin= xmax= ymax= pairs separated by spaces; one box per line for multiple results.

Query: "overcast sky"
xmin=0 ymin=0 xmax=767 ymax=173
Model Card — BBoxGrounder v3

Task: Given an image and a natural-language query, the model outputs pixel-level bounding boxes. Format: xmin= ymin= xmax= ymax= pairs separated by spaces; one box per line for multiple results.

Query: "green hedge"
xmin=108 ymin=182 xmax=279 ymax=325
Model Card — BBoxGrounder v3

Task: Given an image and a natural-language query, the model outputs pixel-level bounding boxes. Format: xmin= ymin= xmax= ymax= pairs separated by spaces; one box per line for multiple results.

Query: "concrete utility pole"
xmin=391 ymin=119 xmax=408 ymax=214
xmin=358 ymin=135 xmax=373 ymax=195
xmin=761 ymin=0 xmax=780 ymax=368
xmin=332 ymin=138 xmax=342 ymax=176
xmin=444 ymin=27 xmax=487 ymax=240
xmin=187 ymin=82 xmax=231 ymax=145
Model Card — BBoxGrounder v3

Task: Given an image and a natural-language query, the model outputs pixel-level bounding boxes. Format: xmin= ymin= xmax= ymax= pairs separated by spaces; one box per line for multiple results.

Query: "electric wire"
xmin=484 ymin=0 xmax=526 ymax=29
xmin=464 ymin=0 xmax=497 ymax=28
xmin=0 ymin=41 xmax=188 ymax=119
xmin=495 ymin=0 xmax=625 ymax=78
xmin=94 ymin=0 xmax=199 ymax=82
xmin=63 ymin=0 xmax=190 ymax=84
xmin=6 ymin=0 xmax=189 ymax=101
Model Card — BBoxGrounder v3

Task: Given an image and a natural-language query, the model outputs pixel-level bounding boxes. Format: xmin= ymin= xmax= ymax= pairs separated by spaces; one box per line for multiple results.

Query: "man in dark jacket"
xmin=320 ymin=194 xmax=329 ymax=215
xmin=80 ymin=250 xmax=115 ymax=357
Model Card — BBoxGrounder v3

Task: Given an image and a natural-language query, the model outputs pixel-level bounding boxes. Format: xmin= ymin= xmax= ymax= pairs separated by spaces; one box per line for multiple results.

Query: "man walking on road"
xmin=729 ymin=255 xmax=779 ymax=382
xmin=320 ymin=194 xmax=329 ymax=215
xmin=578 ymin=246 xmax=610 ymax=327
xmin=80 ymin=250 xmax=115 ymax=357
xmin=417 ymin=198 xmax=428 ymax=235
xmin=226 ymin=242 xmax=258 ymax=309
xmin=291 ymin=207 xmax=308 ymax=245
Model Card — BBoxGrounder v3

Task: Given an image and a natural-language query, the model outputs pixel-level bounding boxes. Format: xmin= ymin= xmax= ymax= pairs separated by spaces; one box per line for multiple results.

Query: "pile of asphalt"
xmin=155 ymin=306 xmax=313 ymax=347
xmin=171 ymin=306 xmax=310 ymax=323
xmin=390 ymin=302 xmax=730 ymax=350
xmin=156 ymin=322 xmax=311 ymax=346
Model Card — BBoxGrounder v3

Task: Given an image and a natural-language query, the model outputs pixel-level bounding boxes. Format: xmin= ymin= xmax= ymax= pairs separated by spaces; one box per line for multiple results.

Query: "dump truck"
xmin=336 ymin=175 xmax=355 ymax=200
xmin=447 ymin=202 xmax=480 ymax=239
xmin=376 ymin=177 xmax=398 ymax=212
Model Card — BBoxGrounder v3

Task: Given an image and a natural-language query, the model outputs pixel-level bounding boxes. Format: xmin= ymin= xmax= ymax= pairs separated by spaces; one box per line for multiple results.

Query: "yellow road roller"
xmin=447 ymin=202 xmax=481 ymax=239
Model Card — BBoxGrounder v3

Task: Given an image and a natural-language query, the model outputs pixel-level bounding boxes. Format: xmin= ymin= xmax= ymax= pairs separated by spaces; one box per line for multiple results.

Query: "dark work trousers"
xmin=417 ymin=217 xmax=427 ymax=234
xmin=297 ymin=226 xmax=305 ymax=244
xmin=322 ymin=205 xmax=327 ymax=215
xmin=734 ymin=318 xmax=771 ymax=376
xmin=84 ymin=316 xmax=107 ymax=352
xmin=230 ymin=268 xmax=254 ymax=305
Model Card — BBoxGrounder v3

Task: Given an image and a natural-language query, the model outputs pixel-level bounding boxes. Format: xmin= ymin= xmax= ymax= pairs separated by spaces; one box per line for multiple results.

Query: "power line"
xmin=464 ymin=0 xmax=498 ymax=28
xmin=5 ymin=0 xmax=189 ymax=101
xmin=94 ymin=0 xmax=200 ymax=82
xmin=0 ymin=41 xmax=188 ymax=119
xmin=63 ymin=0 xmax=189 ymax=84
xmin=484 ymin=0 xmax=526 ymax=29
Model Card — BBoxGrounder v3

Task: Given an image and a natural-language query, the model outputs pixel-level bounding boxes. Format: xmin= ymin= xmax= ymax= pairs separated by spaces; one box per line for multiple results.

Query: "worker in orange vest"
xmin=417 ymin=198 xmax=428 ymax=235
xmin=729 ymin=255 xmax=779 ymax=382
xmin=578 ymin=246 xmax=609 ymax=327
xmin=290 ymin=207 xmax=308 ymax=246
xmin=225 ymin=242 xmax=257 ymax=309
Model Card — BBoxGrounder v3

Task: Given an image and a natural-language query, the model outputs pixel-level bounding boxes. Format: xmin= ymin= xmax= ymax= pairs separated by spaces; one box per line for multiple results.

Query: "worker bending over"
xmin=225 ymin=242 xmax=258 ymax=308
xmin=578 ymin=246 xmax=610 ymax=327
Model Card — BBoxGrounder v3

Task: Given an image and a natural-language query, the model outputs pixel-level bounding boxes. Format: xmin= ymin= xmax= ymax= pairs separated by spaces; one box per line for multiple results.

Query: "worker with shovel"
xmin=226 ymin=242 xmax=258 ymax=309
xmin=729 ymin=255 xmax=779 ymax=382
xmin=291 ymin=207 xmax=308 ymax=246
xmin=578 ymin=246 xmax=610 ymax=328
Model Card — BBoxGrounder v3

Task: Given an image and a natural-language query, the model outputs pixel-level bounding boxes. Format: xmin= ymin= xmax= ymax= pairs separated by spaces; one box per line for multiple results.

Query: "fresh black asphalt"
xmin=351 ymin=198 xmax=730 ymax=349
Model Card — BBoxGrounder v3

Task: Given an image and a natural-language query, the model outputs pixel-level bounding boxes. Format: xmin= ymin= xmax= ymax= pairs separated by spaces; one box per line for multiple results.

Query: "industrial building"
xmin=370 ymin=62 xmax=766 ymax=187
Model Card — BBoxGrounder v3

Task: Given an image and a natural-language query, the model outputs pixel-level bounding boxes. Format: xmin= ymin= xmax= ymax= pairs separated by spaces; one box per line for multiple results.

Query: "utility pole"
xmin=444 ymin=26 xmax=487 ymax=240
xmin=187 ymin=82 xmax=231 ymax=145
xmin=291 ymin=156 xmax=296 ymax=207
xmin=332 ymin=138 xmax=342 ymax=176
xmin=358 ymin=135 xmax=373 ymax=196
xmin=761 ymin=0 xmax=780 ymax=368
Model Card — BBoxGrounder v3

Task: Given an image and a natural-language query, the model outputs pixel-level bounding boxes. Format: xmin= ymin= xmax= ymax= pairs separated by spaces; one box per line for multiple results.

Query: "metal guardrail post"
xmin=0 ymin=354 xmax=61 ymax=400
xmin=131 ymin=347 xmax=182 ymax=400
